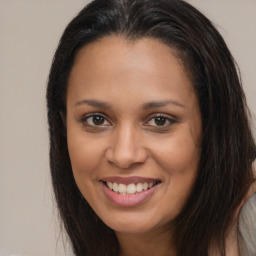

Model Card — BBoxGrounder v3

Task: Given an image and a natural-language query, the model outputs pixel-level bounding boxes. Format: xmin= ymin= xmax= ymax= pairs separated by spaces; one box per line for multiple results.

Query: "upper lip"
xmin=100 ymin=176 xmax=161 ymax=185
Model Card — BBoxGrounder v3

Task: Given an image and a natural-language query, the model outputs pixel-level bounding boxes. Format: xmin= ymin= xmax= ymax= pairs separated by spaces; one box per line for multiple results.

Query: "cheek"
xmin=67 ymin=134 xmax=106 ymax=208
xmin=151 ymin=128 xmax=201 ymax=208
xmin=67 ymin=130 xmax=104 ymax=183
xmin=153 ymin=132 xmax=201 ymax=175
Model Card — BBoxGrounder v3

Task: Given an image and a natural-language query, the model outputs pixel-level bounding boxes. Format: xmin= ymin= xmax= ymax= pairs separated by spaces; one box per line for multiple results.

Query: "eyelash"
xmin=80 ymin=112 xmax=176 ymax=129
xmin=80 ymin=112 xmax=111 ymax=127
xmin=146 ymin=113 xmax=176 ymax=128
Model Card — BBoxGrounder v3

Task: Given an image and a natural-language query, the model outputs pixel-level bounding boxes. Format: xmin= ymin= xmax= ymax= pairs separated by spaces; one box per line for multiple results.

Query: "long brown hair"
xmin=46 ymin=0 xmax=256 ymax=255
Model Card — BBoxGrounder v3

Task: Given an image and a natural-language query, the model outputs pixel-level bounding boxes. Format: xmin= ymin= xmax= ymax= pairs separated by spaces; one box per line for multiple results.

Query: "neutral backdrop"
xmin=0 ymin=1 xmax=255 ymax=256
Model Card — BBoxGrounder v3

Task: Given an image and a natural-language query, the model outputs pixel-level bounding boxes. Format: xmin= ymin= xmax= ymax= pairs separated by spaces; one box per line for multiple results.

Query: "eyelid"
xmin=144 ymin=113 xmax=177 ymax=127
xmin=80 ymin=112 xmax=112 ymax=126
xmin=80 ymin=112 xmax=176 ymax=128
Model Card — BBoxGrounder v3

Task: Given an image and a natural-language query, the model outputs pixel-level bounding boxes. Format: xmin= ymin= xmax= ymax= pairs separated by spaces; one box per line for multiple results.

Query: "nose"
xmin=105 ymin=124 xmax=148 ymax=169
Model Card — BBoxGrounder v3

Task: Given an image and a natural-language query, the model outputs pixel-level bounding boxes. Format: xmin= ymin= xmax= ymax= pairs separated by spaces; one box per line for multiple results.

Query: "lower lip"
xmin=101 ymin=183 xmax=159 ymax=207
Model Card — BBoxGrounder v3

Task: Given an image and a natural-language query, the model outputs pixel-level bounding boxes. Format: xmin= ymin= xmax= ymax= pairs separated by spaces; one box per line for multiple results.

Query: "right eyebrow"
xmin=142 ymin=99 xmax=185 ymax=110
xmin=75 ymin=99 xmax=112 ymax=109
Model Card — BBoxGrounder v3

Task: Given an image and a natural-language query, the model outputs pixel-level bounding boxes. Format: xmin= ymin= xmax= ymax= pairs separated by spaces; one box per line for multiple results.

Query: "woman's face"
xmin=66 ymin=36 xmax=202 ymax=235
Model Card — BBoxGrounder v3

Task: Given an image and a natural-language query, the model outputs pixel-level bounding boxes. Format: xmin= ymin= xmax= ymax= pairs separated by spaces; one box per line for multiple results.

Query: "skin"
xmin=66 ymin=36 xmax=202 ymax=256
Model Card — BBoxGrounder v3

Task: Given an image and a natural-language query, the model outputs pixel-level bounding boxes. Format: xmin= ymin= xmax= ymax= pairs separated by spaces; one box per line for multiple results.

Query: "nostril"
xmin=105 ymin=145 xmax=148 ymax=169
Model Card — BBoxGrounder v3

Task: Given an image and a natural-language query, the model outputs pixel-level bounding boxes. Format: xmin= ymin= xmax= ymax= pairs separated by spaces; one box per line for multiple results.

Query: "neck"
xmin=116 ymin=227 xmax=176 ymax=256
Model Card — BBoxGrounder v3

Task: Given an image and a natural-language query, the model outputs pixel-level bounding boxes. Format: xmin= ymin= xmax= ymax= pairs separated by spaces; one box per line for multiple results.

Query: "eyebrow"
xmin=75 ymin=99 xmax=112 ymax=109
xmin=75 ymin=99 xmax=185 ymax=109
xmin=142 ymin=100 xmax=185 ymax=110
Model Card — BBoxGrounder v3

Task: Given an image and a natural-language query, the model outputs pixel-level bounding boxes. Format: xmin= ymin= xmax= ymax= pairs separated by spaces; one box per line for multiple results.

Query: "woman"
xmin=46 ymin=0 xmax=256 ymax=255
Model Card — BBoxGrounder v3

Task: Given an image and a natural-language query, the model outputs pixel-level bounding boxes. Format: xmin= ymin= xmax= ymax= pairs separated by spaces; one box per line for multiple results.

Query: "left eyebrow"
xmin=75 ymin=99 xmax=112 ymax=109
xmin=142 ymin=100 xmax=185 ymax=110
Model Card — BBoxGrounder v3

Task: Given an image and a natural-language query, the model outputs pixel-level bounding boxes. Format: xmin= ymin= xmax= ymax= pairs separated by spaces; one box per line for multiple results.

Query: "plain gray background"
xmin=0 ymin=0 xmax=255 ymax=255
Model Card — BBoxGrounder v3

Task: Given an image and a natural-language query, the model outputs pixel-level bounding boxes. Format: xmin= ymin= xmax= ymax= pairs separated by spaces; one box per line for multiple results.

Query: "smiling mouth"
xmin=100 ymin=180 xmax=161 ymax=195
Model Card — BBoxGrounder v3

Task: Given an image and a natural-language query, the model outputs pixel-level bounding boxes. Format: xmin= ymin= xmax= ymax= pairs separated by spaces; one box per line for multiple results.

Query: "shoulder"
xmin=238 ymin=181 xmax=256 ymax=256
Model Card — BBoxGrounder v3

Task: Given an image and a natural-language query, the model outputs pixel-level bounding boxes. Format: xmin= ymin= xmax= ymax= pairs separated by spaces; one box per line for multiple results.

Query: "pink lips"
xmin=100 ymin=176 xmax=161 ymax=207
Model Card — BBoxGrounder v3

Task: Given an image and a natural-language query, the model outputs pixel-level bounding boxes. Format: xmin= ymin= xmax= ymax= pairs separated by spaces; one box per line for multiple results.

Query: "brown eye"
xmin=92 ymin=115 xmax=105 ymax=125
xmin=82 ymin=114 xmax=111 ymax=127
xmin=154 ymin=117 xmax=167 ymax=126
xmin=146 ymin=114 xmax=175 ymax=128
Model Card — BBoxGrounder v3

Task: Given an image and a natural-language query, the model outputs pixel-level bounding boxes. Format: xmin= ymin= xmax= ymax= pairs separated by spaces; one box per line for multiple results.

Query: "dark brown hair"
xmin=46 ymin=0 xmax=256 ymax=255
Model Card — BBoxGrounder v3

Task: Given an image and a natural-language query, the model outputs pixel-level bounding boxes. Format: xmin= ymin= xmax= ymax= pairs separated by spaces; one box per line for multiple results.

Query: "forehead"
xmin=71 ymin=36 xmax=188 ymax=81
xmin=67 ymin=36 xmax=197 ymax=109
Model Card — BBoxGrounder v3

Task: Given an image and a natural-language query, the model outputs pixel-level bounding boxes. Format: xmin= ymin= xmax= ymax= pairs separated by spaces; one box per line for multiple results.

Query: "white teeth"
xmin=148 ymin=182 xmax=153 ymax=189
xmin=118 ymin=183 xmax=127 ymax=194
xmin=136 ymin=183 xmax=143 ymax=192
xmin=105 ymin=181 xmax=159 ymax=195
xmin=143 ymin=182 xmax=148 ymax=190
xmin=107 ymin=182 xmax=113 ymax=190
xmin=112 ymin=183 xmax=119 ymax=192
xmin=127 ymin=183 xmax=136 ymax=194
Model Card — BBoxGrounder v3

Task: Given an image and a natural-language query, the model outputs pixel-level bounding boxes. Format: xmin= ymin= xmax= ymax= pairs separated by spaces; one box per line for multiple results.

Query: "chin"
xmin=101 ymin=211 xmax=172 ymax=235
